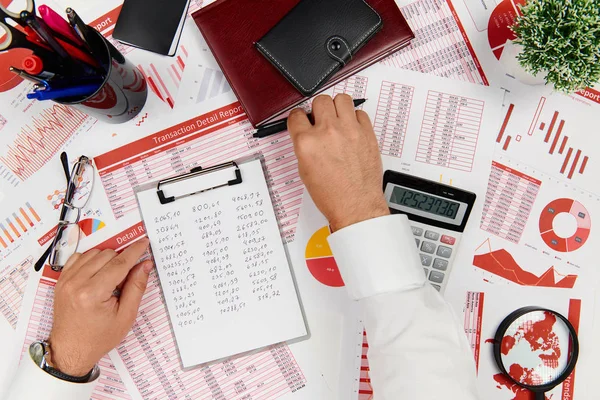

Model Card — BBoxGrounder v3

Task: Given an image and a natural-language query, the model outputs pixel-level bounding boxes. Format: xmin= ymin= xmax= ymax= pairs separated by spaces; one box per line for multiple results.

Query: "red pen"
xmin=38 ymin=5 xmax=85 ymax=46
xmin=26 ymin=31 xmax=100 ymax=68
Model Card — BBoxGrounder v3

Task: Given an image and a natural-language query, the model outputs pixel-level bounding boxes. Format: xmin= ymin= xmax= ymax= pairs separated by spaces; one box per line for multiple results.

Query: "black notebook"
xmin=113 ymin=0 xmax=191 ymax=56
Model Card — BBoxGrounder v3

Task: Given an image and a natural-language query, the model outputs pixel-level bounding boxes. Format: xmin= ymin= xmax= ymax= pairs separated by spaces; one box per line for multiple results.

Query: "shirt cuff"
xmin=327 ymin=214 xmax=425 ymax=300
xmin=5 ymin=351 xmax=98 ymax=400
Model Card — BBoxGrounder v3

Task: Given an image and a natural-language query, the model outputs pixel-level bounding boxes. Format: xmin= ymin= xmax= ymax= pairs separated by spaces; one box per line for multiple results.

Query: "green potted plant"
xmin=504 ymin=0 xmax=600 ymax=92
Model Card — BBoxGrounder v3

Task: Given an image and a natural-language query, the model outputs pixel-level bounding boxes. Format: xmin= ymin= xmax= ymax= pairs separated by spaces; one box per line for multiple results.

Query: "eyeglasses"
xmin=34 ymin=154 xmax=95 ymax=272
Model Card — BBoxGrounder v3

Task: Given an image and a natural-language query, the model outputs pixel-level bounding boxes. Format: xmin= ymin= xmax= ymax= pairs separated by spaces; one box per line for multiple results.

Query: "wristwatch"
xmin=29 ymin=341 xmax=100 ymax=383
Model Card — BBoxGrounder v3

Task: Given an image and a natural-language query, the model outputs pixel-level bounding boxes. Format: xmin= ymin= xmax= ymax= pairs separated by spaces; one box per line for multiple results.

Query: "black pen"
xmin=20 ymin=11 xmax=70 ymax=60
xmin=254 ymin=98 xmax=367 ymax=139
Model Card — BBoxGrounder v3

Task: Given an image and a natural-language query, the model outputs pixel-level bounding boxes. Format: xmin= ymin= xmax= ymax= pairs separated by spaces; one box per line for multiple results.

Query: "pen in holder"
xmin=54 ymin=28 xmax=148 ymax=124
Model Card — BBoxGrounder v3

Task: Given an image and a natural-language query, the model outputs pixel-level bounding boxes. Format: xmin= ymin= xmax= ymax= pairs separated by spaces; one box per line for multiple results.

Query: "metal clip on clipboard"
xmin=156 ymin=161 xmax=243 ymax=205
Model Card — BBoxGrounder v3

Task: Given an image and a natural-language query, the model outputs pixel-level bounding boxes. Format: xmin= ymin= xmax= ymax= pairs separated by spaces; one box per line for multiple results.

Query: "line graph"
xmin=473 ymin=239 xmax=577 ymax=288
xmin=0 ymin=105 xmax=89 ymax=181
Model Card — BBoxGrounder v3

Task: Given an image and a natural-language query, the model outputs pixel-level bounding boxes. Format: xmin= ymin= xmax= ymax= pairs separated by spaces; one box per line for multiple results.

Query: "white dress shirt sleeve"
xmin=328 ymin=214 xmax=479 ymax=399
xmin=5 ymin=351 xmax=97 ymax=400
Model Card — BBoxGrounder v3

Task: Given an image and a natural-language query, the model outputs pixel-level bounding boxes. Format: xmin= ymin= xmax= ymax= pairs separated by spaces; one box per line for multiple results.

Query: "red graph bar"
xmin=568 ymin=149 xmax=582 ymax=179
xmin=1 ymin=224 xmax=13 ymax=242
xmin=150 ymin=64 xmax=174 ymax=108
xmin=559 ymin=136 xmax=569 ymax=154
xmin=561 ymin=148 xmax=573 ymax=174
xmin=13 ymin=214 xmax=27 ymax=232
xmin=496 ymin=104 xmax=514 ymax=143
xmin=544 ymin=111 xmax=559 ymax=142
xmin=176 ymin=56 xmax=185 ymax=70
xmin=138 ymin=65 xmax=165 ymax=102
xmin=503 ymin=135 xmax=512 ymax=151
xmin=20 ymin=208 xmax=33 ymax=226
xmin=0 ymin=236 xmax=6 ymax=248
xmin=528 ymin=97 xmax=546 ymax=136
xmin=7 ymin=220 xmax=20 ymax=238
xmin=539 ymin=122 xmax=545 ymax=130
xmin=26 ymin=202 xmax=41 ymax=222
xmin=549 ymin=120 xmax=565 ymax=154
xmin=579 ymin=156 xmax=589 ymax=174
xmin=171 ymin=65 xmax=182 ymax=81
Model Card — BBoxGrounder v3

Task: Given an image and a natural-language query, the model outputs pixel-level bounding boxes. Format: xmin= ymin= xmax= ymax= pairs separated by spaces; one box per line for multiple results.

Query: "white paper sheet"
xmin=136 ymin=159 xmax=307 ymax=367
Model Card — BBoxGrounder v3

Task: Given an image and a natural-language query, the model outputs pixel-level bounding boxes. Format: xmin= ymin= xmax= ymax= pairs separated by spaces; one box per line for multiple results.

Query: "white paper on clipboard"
xmin=135 ymin=157 xmax=307 ymax=368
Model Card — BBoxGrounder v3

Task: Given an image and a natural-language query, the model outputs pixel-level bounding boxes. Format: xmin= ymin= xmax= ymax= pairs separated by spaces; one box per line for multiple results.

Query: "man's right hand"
xmin=288 ymin=94 xmax=390 ymax=232
xmin=48 ymin=240 xmax=153 ymax=377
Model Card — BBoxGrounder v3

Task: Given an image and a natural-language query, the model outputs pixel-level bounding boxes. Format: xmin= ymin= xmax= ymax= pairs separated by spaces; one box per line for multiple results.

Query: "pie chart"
xmin=78 ymin=218 xmax=106 ymax=237
xmin=487 ymin=0 xmax=526 ymax=60
xmin=305 ymin=226 xmax=345 ymax=287
xmin=539 ymin=199 xmax=590 ymax=252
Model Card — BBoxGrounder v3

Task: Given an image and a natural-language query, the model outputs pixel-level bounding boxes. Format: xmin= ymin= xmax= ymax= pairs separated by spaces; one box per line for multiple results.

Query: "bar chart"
xmin=0 ymin=202 xmax=41 ymax=252
xmin=496 ymin=102 xmax=591 ymax=181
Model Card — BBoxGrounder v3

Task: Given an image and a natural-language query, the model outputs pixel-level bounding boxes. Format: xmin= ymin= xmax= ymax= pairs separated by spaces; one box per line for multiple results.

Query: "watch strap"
xmin=29 ymin=341 xmax=97 ymax=384
xmin=44 ymin=365 xmax=94 ymax=383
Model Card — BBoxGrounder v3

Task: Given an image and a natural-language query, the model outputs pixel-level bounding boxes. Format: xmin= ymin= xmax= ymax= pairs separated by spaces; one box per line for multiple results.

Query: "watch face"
xmin=29 ymin=342 xmax=46 ymax=366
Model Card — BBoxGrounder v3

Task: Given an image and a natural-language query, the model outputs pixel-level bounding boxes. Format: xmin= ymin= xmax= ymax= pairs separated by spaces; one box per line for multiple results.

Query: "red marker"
xmin=38 ymin=5 xmax=85 ymax=46
xmin=22 ymin=55 xmax=44 ymax=75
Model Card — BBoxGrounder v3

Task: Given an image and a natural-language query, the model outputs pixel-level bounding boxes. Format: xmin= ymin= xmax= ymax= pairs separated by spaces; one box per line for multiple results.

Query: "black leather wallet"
xmin=255 ymin=0 xmax=383 ymax=97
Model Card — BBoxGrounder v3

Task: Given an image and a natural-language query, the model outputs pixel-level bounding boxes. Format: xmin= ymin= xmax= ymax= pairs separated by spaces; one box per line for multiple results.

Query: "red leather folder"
xmin=192 ymin=0 xmax=414 ymax=127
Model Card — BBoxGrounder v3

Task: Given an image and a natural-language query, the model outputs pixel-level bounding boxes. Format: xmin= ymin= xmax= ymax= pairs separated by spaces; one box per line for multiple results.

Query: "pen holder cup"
xmin=54 ymin=29 xmax=147 ymax=124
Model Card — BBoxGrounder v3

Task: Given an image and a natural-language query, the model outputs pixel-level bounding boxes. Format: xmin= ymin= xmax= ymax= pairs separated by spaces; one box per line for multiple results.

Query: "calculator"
xmin=383 ymin=170 xmax=477 ymax=293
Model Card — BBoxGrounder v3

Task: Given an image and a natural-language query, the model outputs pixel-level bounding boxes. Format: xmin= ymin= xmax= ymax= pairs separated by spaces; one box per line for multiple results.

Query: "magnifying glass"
xmin=493 ymin=307 xmax=579 ymax=400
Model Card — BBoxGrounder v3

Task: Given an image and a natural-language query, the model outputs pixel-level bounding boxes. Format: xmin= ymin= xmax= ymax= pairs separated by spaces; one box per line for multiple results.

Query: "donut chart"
xmin=539 ymin=199 xmax=590 ymax=252
xmin=305 ymin=226 xmax=345 ymax=287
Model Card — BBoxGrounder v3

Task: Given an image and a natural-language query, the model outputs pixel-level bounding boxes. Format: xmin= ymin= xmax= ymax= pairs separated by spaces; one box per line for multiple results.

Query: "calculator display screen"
xmin=390 ymin=187 xmax=461 ymax=219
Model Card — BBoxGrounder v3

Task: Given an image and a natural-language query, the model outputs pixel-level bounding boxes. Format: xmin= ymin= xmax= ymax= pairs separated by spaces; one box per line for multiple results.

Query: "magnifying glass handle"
xmin=534 ymin=392 xmax=546 ymax=400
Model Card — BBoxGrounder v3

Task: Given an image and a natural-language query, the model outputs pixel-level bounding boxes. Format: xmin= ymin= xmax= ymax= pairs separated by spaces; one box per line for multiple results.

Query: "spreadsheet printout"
xmin=94 ymin=99 xmax=303 ymax=243
xmin=136 ymin=159 xmax=307 ymax=367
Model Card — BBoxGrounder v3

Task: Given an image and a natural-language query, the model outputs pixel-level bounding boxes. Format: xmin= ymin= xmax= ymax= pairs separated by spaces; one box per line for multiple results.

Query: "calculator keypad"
xmin=420 ymin=254 xmax=433 ymax=267
xmin=441 ymin=235 xmax=456 ymax=245
xmin=432 ymin=258 xmax=448 ymax=271
xmin=424 ymin=230 xmax=440 ymax=241
xmin=436 ymin=246 xmax=453 ymax=258
xmin=412 ymin=225 xmax=457 ymax=292
xmin=421 ymin=241 xmax=436 ymax=254
xmin=412 ymin=227 xmax=424 ymax=236
xmin=429 ymin=271 xmax=444 ymax=284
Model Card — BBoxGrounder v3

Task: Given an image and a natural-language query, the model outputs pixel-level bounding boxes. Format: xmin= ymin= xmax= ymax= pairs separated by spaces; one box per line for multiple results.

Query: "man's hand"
xmin=288 ymin=94 xmax=390 ymax=231
xmin=48 ymin=239 xmax=153 ymax=376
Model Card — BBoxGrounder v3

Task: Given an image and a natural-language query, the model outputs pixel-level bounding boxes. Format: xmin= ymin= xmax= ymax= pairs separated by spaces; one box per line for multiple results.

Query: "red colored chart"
xmin=487 ymin=0 xmax=525 ymax=60
xmin=305 ymin=226 xmax=345 ymax=287
xmin=474 ymin=249 xmax=577 ymax=288
xmin=78 ymin=218 xmax=106 ymax=237
xmin=539 ymin=199 xmax=591 ymax=252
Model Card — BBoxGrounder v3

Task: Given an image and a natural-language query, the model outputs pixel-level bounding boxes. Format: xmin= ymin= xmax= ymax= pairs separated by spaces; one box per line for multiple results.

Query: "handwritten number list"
xmin=233 ymin=191 xmax=282 ymax=303
xmin=138 ymin=159 xmax=307 ymax=369
xmin=150 ymin=191 xmax=290 ymax=332
xmin=154 ymin=211 xmax=204 ymax=329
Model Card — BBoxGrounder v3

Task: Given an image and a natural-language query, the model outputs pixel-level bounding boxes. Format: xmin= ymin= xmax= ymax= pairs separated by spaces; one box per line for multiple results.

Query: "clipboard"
xmin=156 ymin=161 xmax=243 ymax=205
xmin=134 ymin=156 xmax=308 ymax=368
